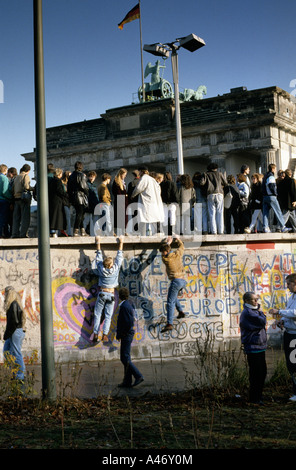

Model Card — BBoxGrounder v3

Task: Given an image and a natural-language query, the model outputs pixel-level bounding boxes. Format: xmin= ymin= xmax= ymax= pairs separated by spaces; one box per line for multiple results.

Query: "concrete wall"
xmin=0 ymin=234 xmax=293 ymax=365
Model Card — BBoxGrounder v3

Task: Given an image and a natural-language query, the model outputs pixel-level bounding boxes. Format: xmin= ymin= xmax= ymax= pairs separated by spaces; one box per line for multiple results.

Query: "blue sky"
xmin=0 ymin=0 xmax=296 ymax=173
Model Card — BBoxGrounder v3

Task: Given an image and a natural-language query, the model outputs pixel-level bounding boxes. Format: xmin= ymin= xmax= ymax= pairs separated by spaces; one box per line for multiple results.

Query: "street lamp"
xmin=33 ymin=0 xmax=56 ymax=401
xmin=144 ymin=34 xmax=205 ymax=175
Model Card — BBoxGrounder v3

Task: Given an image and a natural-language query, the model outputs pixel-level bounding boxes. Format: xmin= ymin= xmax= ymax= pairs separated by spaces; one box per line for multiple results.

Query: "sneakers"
xmin=161 ymin=324 xmax=173 ymax=333
xmin=263 ymin=228 xmax=271 ymax=233
xmin=282 ymin=227 xmax=292 ymax=233
xmin=244 ymin=227 xmax=251 ymax=234
xmin=289 ymin=395 xmax=296 ymax=402
xmin=102 ymin=334 xmax=109 ymax=343
xmin=177 ymin=311 xmax=185 ymax=319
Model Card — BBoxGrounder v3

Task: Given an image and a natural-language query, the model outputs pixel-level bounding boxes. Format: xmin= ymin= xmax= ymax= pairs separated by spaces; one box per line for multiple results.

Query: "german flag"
xmin=118 ymin=3 xmax=140 ymax=30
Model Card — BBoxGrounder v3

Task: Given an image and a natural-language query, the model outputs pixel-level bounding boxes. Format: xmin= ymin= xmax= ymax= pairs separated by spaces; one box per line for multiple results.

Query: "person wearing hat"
xmin=3 ymin=286 xmax=26 ymax=381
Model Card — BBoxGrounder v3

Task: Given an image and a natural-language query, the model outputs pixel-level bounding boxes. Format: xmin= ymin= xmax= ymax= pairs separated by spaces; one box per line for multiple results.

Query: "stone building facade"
xmin=23 ymin=85 xmax=296 ymax=183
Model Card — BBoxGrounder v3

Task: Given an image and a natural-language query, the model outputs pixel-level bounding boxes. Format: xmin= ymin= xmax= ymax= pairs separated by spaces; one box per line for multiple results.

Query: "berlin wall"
xmin=0 ymin=234 xmax=293 ymax=365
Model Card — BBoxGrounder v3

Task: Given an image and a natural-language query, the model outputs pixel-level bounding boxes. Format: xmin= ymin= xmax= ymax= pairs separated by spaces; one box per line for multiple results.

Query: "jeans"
xmin=282 ymin=209 xmax=296 ymax=231
xmin=120 ymin=331 xmax=142 ymax=386
xmin=193 ymin=201 xmax=208 ymax=233
xmin=249 ymin=209 xmax=263 ymax=231
xmin=207 ymin=193 xmax=224 ymax=234
xmin=3 ymin=328 xmax=26 ymax=380
xmin=84 ymin=212 xmax=99 ymax=236
xmin=166 ymin=278 xmax=187 ymax=325
xmin=93 ymin=292 xmax=115 ymax=335
xmin=262 ymin=195 xmax=285 ymax=230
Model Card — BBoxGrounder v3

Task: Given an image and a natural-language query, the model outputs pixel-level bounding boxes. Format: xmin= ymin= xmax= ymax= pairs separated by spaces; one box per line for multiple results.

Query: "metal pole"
xmin=33 ymin=0 xmax=56 ymax=400
xmin=171 ymin=48 xmax=184 ymax=175
xmin=138 ymin=0 xmax=145 ymax=102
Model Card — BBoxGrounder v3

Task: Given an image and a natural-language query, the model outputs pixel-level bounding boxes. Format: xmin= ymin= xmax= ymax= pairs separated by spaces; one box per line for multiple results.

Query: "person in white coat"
xmin=270 ymin=273 xmax=296 ymax=401
xmin=131 ymin=167 xmax=164 ymax=235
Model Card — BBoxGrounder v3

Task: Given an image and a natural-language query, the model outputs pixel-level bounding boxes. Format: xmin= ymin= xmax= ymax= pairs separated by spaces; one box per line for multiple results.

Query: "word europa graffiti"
xmin=0 ymin=80 xmax=3 ymax=103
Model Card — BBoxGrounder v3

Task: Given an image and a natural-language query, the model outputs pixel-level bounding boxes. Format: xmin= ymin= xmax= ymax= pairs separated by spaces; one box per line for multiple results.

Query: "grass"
xmin=1 ymin=343 xmax=296 ymax=449
xmin=0 ymin=385 xmax=296 ymax=449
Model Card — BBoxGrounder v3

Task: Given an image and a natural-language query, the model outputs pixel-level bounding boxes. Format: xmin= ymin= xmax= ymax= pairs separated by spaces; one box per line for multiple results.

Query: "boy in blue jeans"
xmin=93 ymin=235 xmax=124 ymax=343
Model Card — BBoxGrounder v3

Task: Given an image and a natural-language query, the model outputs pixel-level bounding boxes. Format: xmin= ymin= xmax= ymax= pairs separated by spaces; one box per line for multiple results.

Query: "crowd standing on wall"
xmin=2 ymin=159 xmax=296 ymax=399
xmin=0 ymin=160 xmax=296 ymax=238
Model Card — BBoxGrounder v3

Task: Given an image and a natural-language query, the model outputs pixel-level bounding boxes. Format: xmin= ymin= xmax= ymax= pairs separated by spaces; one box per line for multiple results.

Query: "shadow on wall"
xmin=52 ymin=248 xmax=159 ymax=351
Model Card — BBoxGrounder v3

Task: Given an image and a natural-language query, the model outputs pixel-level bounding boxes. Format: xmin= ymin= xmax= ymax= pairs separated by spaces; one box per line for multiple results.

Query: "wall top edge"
xmin=0 ymin=233 xmax=295 ymax=249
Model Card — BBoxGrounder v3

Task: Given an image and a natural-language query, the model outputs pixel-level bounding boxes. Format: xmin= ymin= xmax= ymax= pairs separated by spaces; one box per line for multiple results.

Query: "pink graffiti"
xmin=53 ymin=281 xmax=119 ymax=346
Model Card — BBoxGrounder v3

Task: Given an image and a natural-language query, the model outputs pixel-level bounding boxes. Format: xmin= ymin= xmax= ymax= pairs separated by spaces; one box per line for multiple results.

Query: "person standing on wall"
xmin=131 ymin=166 xmax=164 ymax=236
xmin=159 ymin=235 xmax=187 ymax=333
xmin=199 ymin=162 xmax=227 ymax=235
xmin=3 ymin=286 xmax=26 ymax=383
xmin=84 ymin=170 xmax=100 ymax=236
xmin=112 ymin=168 xmax=128 ymax=236
xmin=239 ymin=292 xmax=267 ymax=405
xmin=92 ymin=235 xmax=124 ymax=343
xmin=270 ymin=273 xmax=296 ymax=402
xmin=97 ymin=173 xmax=113 ymax=236
xmin=262 ymin=163 xmax=291 ymax=233
xmin=67 ymin=161 xmax=89 ymax=237
xmin=11 ymin=164 xmax=35 ymax=238
xmin=0 ymin=164 xmax=12 ymax=238
xmin=116 ymin=287 xmax=144 ymax=388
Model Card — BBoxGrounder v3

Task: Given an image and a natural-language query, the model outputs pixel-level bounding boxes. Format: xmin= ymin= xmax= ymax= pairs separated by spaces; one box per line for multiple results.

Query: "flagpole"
xmin=138 ymin=0 xmax=145 ymax=102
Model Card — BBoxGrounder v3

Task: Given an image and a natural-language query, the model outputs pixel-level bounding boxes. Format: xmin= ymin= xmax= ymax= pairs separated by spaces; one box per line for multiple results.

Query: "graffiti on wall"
xmin=0 ymin=247 xmax=295 ymax=356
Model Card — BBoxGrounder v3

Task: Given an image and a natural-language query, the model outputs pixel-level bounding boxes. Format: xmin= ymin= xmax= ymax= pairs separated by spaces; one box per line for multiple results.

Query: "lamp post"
xmin=33 ymin=0 xmax=56 ymax=401
xmin=144 ymin=34 xmax=205 ymax=175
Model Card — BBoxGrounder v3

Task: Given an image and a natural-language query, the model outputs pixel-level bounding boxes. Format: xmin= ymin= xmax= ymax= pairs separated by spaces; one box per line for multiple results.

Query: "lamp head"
xmin=178 ymin=34 xmax=206 ymax=52
xmin=143 ymin=43 xmax=170 ymax=58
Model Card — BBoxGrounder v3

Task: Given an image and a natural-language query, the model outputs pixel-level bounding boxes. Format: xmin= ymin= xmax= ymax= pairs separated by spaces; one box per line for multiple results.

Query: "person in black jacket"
xmin=84 ymin=171 xmax=100 ymax=236
xmin=160 ymin=171 xmax=180 ymax=235
xmin=48 ymin=168 xmax=68 ymax=237
xmin=67 ymin=161 xmax=89 ymax=236
xmin=116 ymin=287 xmax=144 ymax=388
xmin=224 ymin=175 xmax=241 ymax=234
xmin=277 ymin=169 xmax=296 ymax=232
xmin=240 ymin=291 xmax=267 ymax=404
xmin=3 ymin=286 xmax=26 ymax=381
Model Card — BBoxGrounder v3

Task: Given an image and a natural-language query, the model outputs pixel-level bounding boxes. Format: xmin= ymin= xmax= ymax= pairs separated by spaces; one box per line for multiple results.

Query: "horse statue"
xmin=179 ymin=85 xmax=207 ymax=102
